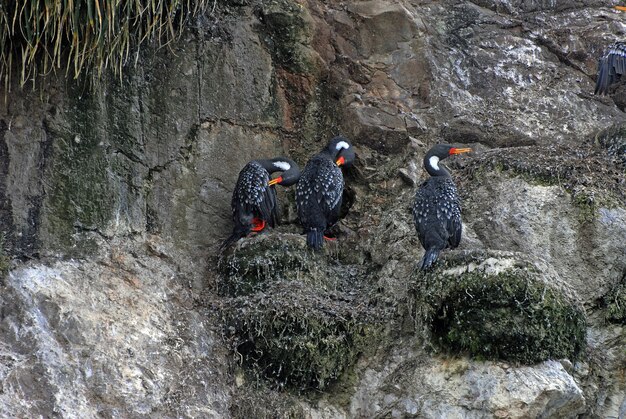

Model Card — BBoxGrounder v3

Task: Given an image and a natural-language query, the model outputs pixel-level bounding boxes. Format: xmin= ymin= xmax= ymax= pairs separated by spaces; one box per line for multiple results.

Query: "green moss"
xmin=572 ymin=191 xmax=600 ymax=223
xmin=43 ymin=84 xmax=115 ymax=251
xmin=219 ymin=231 xmax=386 ymax=391
xmin=413 ymin=251 xmax=586 ymax=364
xmin=463 ymin=147 xmax=624 ymax=222
xmin=0 ymin=236 xmax=9 ymax=279
xmin=224 ymin=281 xmax=383 ymax=392
xmin=601 ymin=274 xmax=626 ymax=324
xmin=258 ymin=0 xmax=315 ymax=74
xmin=219 ymin=233 xmax=328 ymax=296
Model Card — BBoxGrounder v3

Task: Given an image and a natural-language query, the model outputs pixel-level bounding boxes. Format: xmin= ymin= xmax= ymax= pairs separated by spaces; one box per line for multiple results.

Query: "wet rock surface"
xmin=0 ymin=236 xmax=231 ymax=417
xmin=0 ymin=0 xmax=625 ymax=417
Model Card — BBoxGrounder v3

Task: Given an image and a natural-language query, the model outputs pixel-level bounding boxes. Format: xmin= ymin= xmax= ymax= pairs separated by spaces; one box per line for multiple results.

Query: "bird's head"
xmin=424 ymin=144 xmax=472 ymax=176
xmin=267 ymin=157 xmax=301 ymax=187
xmin=326 ymin=136 xmax=355 ymax=167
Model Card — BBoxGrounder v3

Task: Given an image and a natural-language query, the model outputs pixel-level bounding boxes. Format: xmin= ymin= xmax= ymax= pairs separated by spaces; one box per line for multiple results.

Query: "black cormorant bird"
xmin=595 ymin=41 xmax=626 ymax=95
xmin=413 ymin=144 xmax=471 ymax=270
xmin=296 ymin=136 xmax=355 ymax=250
xmin=221 ymin=157 xmax=300 ymax=249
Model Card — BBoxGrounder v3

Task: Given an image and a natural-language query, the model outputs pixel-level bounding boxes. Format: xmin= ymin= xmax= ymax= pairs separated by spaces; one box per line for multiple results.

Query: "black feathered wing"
xmin=296 ymin=156 xmax=344 ymax=249
xmin=412 ymin=177 xmax=463 ymax=267
xmin=232 ymin=163 xmax=277 ymax=227
xmin=412 ymin=180 xmax=431 ymax=248
xmin=222 ymin=162 xmax=277 ymax=249
xmin=447 ymin=196 xmax=463 ymax=249
xmin=595 ymin=43 xmax=626 ymax=95
xmin=252 ymin=185 xmax=278 ymax=228
xmin=316 ymin=159 xmax=344 ymax=227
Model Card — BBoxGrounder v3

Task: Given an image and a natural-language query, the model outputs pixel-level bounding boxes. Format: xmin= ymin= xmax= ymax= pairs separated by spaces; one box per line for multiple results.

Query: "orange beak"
xmin=615 ymin=6 xmax=626 ymax=11
xmin=268 ymin=176 xmax=282 ymax=186
xmin=336 ymin=156 xmax=345 ymax=166
xmin=449 ymin=147 xmax=472 ymax=155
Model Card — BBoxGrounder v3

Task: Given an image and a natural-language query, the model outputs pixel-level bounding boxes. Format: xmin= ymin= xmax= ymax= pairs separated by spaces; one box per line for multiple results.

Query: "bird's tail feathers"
xmin=419 ymin=248 xmax=440 ymax=271
xmin=220 ymin=223 xmax=251 ymax=250
xmin=306 ymin=229 xmax=324 ymax=250
xmin=220 ymin=232 xmax=243 ymax=250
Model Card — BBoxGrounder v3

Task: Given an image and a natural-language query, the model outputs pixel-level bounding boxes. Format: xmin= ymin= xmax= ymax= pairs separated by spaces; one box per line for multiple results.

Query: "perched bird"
xmin=296 ymin=136 xmax=355 ymax=250
xmin=595 ymin=41 xmax=626 ymax=95
xmin=221 ymin=157 xmax=300 ymax=249
xmin=413 ymin=144 xmax=471 ymax=270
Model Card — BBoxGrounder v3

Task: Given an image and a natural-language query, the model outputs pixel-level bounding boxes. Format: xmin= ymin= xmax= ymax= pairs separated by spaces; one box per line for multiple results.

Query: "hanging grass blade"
xmin=2 ymin=0 xmax=211 ymax=89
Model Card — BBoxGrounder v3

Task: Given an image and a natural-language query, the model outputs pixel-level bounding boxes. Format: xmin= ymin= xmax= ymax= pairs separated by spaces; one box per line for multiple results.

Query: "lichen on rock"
xmin=412 ymin=250 xmax=587 ymax=364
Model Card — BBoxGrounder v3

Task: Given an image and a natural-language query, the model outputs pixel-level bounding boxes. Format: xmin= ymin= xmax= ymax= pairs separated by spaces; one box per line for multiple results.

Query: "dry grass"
xmin=0 ymin=0 xmax=212 ymax=89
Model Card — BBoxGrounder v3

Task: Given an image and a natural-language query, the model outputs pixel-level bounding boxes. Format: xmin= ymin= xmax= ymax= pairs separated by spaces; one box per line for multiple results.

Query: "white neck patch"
xmin=335 ymin=141 xmax=350 ymax=150
xmin=273 ymin=161 xmax=291 ymax=171
xmin=429 ymin=156 xmax=440 ymax=171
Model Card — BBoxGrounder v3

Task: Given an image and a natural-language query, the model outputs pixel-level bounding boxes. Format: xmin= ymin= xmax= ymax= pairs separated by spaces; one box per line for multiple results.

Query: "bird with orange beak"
xmin=221 ymin=157 xmax=300 ymax=249
xmin=413 ymin=144 xmax=472 ymax=270
xmin=296 ymin=136 xmax=355 ymax=250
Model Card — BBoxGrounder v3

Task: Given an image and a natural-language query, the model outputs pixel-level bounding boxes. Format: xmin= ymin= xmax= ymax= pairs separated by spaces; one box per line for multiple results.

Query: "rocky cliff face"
xmin=0 ymin=0 xmax=625 ymax=417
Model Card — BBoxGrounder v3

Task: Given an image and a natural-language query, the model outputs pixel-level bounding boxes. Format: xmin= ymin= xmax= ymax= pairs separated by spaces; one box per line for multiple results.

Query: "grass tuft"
xmin=0 ymin=0 xmax=212 ymax=89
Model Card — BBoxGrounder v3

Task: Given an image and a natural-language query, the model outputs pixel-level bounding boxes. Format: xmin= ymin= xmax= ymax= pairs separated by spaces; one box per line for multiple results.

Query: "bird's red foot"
xmin=251 ymin=218 xmax=266 ymax=232
xmin=323 ymin=235 xmax=336 ymax=241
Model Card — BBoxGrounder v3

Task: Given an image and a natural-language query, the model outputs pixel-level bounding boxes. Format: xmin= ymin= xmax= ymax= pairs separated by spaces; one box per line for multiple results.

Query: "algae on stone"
xmin=257 ymin=0 xmax=316 ymax=74
xmin=43 ymin=86 xmax=115 ymax=252
xmin=412 ymin=251 xmax=587 ymax=364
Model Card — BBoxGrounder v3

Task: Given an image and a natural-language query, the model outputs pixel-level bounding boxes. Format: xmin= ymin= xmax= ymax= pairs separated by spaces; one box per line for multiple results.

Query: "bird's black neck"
xmin=424 ymin=154 xmax=451 ymax=177
xmin=256 ymin=159 xmax=284 ymax=174
xmin=318 ymin=149 xmax=338 ymax=161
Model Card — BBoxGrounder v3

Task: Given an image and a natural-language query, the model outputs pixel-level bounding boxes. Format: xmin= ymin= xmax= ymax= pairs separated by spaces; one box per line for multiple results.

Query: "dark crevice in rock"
xmin=72 ymin=223 xmax=111 ymax=240
xmin=112 ymin=149 xmax=148 ymax=167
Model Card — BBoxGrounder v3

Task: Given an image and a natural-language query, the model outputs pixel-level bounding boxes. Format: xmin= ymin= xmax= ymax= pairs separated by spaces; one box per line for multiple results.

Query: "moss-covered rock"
xmin=218 ymin=233 xmax=326 ymax=295
xmin=257 ymin=0 xmax=316 ymax=74
xmin=218 ymin=232 xmax=364 ymax=296
xmin=413 ymin=250 xmax=586 ymax=364
xmin=42 ymin=84 xmax=115 ymax=252
xmin=461 ymin=144 xmax=625 ymax=221
xmin=230 ymin=384 xmax=306 ymax=418
xmin=223 ymin=281 xmax=383 ymax=391
xmin=219 ymin=231 xmax=385 ymax=391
